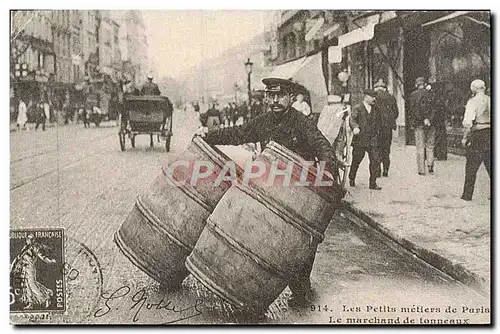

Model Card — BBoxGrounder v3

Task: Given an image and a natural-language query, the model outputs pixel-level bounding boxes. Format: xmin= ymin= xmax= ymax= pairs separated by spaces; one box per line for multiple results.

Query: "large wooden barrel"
xmin=186 ymin=141 xmax=345 ymax=312
xmin=115 ymin=136 xmax=242 ymax=289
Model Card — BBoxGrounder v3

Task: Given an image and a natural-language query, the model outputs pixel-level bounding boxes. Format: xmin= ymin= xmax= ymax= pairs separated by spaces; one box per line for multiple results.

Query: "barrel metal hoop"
xmin=191 ymin=137 xmax=245 ymax=179
xmin=161 ymin=169 xmax=215 ymax=212
xmin=205 ymin=217 xmax=292 ymax=280
xmin=185 ymin=254 xmax=246 ymax=308
xmin=264 ymin=141 xmax=343 ymax=203
xmin=192 ymin=137 xmax=231 ymax=170
xmin=235 ymin=183 xmax=325 ymax=243
xmin=114 ymin=231 xmax=166 ymax=283
xmin=135 ymin=196 xmax=194 ymax=252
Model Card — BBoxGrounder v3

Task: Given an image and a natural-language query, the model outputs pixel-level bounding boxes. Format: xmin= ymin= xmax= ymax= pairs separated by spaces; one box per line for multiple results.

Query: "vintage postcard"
xmin=9 ymin=9 xmax=490 ymax=324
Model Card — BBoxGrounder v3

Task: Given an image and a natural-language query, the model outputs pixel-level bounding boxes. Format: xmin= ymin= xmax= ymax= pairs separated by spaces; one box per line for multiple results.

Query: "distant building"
xmin=181 ymin=32 xmax=275 ymax=105
xmin=119 ymin=10 xmax=149 ymax=86
xmin=11 ymin=10 xmax=55 ymax=101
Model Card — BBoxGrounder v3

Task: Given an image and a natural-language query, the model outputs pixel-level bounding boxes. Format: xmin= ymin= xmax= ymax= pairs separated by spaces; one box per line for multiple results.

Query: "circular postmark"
xmin=10 ymin=236 xmax=103 ymax=324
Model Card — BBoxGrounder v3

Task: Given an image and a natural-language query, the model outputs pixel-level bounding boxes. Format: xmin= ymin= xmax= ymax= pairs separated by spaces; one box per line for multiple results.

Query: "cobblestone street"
xmin=10 ymin=110 xmax=489 ymax=324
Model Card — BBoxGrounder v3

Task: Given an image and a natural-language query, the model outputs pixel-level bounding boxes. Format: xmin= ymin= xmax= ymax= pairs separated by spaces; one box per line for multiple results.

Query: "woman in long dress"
xmin=17 ymin=98 xmax=28 ymax=131
xmin=10 ymin=235 xmax=56 ymax=309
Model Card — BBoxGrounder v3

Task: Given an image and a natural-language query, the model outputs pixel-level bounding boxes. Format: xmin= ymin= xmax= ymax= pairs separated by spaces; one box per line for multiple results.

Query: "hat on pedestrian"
xmin=147 ymin=73 xmax=153 ymax=79
xmin=327 ymin=95 xmax=342 ymax=103
xmin=374 ymin=78 xmax=387 ymax=88
xmin=470 ymin=79 xmax=486 ymax=91
xmin=415 ymin=77 xmax=426 ymax=86
xmin=363 ymin=89 xmax=377 ymax=97
xmin=262 ymin=77 xmax=306 ymax=95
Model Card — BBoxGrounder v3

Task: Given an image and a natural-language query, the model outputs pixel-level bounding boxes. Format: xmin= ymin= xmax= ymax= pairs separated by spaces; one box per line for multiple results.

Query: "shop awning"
xmin=268 ymin=56 xmax=313 ymax=80
xmin=290 ymin=52 xmax=328 ymax=114
xmin=422 ymin=11 xmax=470 ymax=27
xmin=263 ymin=53 xmax=328 ymax=112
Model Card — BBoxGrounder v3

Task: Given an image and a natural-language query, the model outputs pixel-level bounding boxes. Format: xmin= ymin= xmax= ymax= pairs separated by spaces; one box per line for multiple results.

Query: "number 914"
xmin=311 ymin=305 xmax=330 ymax=312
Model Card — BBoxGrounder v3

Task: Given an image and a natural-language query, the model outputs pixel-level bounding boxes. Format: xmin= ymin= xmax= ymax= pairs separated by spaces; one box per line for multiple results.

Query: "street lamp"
xmin=244 ymin=58 xmax=253 ymax=103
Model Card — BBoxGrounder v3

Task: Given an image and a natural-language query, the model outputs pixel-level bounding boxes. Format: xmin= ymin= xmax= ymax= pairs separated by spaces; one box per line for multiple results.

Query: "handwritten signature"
xmin=94 ymin=285 xmax=203 ymax=324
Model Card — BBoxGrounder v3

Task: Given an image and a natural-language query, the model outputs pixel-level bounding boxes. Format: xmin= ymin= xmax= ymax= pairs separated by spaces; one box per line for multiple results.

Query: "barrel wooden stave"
xmin=186 ymin=184 xmax=322 ymax=312
xmin=186 ymin=230 xmax=287 ymax=311
xmin=115 ymin=204 xmax=190 ymax=286
xmin=186 ymin=141 xmax=344 ymax=310
xmin=115 ymin=137 xmax=238 ymax=288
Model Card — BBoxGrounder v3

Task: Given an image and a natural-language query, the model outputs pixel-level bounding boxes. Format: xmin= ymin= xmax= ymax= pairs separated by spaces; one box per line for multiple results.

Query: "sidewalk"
xmin=342 ymin=139 xmax=490 ymax=296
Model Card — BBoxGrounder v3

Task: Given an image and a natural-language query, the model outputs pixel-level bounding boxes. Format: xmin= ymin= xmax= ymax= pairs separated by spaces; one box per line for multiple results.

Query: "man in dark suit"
xmin=200 ymin=77 xmax=346 ymax=308
xmin=374 ymin=79 xmax=399 ymax=177
xmin=141 ymin=74 xmax=161 ymax=96
xmin=348 ymin=89 xmax=382 ymax=190
xmin=409 ymin=77 xmax=435 ymax=175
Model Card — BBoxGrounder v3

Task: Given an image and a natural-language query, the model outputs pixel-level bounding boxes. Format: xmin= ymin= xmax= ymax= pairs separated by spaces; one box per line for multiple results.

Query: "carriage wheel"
xmin=150 ymin=134 xmax=154 ymax=148
xmin=165 ymin=135 xmax=171 ymax=152
xmin=119 ymin=133 xmax=126 ymax=151
xmin=131 ymin=135 xmax=135 ymax=148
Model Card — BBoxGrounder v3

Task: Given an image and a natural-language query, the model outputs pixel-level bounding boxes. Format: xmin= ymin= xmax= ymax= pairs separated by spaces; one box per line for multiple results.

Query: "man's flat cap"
xmin=262 ymin=77 xmax=306 ymax=94
xmin=374 ymin=78 xmax=387 ymax=88
xmin=415 ymin=77 xmax=426 ymax=86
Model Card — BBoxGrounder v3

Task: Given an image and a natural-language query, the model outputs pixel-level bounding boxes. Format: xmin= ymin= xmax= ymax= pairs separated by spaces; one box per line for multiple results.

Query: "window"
xmin=281 ymin=37 xmax=287 ymax=61
xmin=39 ymin=53 xmax=44 ymax=69
xmin=287 ymin=33 xmax=296 ymax=60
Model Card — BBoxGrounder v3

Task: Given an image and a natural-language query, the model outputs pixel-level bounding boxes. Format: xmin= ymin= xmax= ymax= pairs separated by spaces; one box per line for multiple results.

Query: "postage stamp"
xmin=10 ymin=228 xmax=66 ymax=313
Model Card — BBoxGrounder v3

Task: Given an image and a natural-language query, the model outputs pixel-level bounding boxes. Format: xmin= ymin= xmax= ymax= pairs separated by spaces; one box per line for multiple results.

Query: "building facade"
xmin=11 ymin=10 xmax=150 ymax=120
xmin=119 ymin=10 xmax=149 ymax=86
xmin=269 ymin=10 xmax=490 ymax=154
xmin=11 ymin=10 xmax=55 ymax=102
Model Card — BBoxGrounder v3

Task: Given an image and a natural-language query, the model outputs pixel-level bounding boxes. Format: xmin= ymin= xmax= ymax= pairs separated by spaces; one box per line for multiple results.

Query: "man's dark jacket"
xmin=141 ymin=82 xmax=161 ymax=95
xmin=204 ymin=107 xmax=336 ymax=165
xmin=409 ymin=88 xmax=434 ymax=128
xmin=375 ymin=90 xmax=399 ymax=146
xmin=349 ymin=102 xmax=382 ymax=148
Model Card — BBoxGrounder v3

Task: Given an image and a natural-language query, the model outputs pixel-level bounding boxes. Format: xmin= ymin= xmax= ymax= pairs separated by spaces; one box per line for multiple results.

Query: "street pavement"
xmin=344 ymin=139 xmax=491 ymax=296
xmin=10 ymin=112 xmax=489 ymax=324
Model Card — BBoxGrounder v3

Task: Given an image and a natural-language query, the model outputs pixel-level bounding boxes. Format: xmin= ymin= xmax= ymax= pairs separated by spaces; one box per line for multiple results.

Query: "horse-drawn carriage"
xmin=119 ymin=95 xmax=173 ymax=152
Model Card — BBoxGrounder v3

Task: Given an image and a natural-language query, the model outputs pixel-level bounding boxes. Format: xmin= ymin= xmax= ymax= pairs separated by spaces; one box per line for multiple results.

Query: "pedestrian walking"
xmin=206 ymin=102 xmax=222 ymax=131
xmin=292 ymin=93 xmax=311 ymax=117
xmin=409 ymin=77 xmax=435 ymax=175
xmin=34 ymin=100 xmax=46 ymax=131
xmin=374 ymin=79 xmax=399 ymax=177
xmin=17 ymin=97 xmax=28 ymax=131
xmin=431 ymin=82 xmax=449 ymax=161
xmin=460 ymin=79 xmax=490 ymax=201
xmin=44 ymin=101 xmax=50 ymax=123
xmin=198 ymin=77 xmax=345 ymax=309
xmin=239 ymin=101 xmax=249 ymax=124
xmin=348 ymin=89 xmax=382 ymax=190
xmin=229 ymin=102 xmax=238 ymax=126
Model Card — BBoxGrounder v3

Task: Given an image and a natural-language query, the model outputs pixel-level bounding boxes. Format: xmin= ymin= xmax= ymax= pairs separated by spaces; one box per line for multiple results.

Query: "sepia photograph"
xmin=8 ymin=8 xmax=491 ymax=325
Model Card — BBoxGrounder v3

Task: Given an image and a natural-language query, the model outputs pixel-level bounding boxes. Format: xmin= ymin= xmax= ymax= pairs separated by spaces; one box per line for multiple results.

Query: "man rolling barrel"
xmin=198 ymin=77 xmax=346 ymax=308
